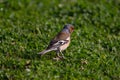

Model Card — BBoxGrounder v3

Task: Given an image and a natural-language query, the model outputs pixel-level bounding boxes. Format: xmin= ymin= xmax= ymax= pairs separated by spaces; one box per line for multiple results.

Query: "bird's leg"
xmin=53 ymin=50 xmax=61 ymax=61
xmin=59 ymin=50 xmax=65 ymax=59
xmin=56 ymin=48 xmax=63 ymax=59
xmin=57 ymin=47 xmax=65 ymax=59
xmin=56 ymin=50 xmax=61 ymax=58
xmin=53 ymin=48 xmax=65 ymax=61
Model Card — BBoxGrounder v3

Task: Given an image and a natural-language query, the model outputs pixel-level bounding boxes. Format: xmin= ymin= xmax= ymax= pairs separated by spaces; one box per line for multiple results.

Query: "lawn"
xmin=0 ymin=0 xmax=120 ymax=80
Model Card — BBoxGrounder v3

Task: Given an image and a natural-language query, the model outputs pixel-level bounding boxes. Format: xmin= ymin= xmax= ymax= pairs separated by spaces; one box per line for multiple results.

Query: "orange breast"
xmin=60 ymin=39 xmax=70 ymax=51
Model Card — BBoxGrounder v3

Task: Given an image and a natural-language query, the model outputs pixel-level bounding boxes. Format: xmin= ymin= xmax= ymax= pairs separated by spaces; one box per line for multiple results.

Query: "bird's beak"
xmin=69 ymin=27 xmax=74 ymax=33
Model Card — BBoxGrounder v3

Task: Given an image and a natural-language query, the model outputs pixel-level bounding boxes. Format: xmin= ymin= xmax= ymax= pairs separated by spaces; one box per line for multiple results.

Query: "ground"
xmin=0 ymin=0 xmax=120 ymax=80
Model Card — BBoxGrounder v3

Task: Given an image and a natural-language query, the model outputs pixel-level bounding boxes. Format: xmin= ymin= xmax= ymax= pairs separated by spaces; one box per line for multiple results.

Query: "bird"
xmin=38 ymin=24 xmax=74 ymax=59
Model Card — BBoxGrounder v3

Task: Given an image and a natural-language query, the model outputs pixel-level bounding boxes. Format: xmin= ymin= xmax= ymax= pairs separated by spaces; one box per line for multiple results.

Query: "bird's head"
xmin=63 ymin=24 xmax=74 ymax=33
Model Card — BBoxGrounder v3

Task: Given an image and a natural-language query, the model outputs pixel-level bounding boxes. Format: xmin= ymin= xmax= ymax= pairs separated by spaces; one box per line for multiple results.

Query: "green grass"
xmin=0 ymin=0 xmax=120 ymax=80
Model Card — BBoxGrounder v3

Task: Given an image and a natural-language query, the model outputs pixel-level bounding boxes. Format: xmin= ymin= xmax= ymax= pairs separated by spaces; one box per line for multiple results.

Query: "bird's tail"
xmin=37 ymin=49 xmax=53 ymax=55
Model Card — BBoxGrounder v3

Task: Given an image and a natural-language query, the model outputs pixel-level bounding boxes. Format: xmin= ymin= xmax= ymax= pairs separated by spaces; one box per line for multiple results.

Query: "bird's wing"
xmin=53 ymin=40 xmax=68 ymax=46
xmin=47 ymin=40 xmax=69 ymax=49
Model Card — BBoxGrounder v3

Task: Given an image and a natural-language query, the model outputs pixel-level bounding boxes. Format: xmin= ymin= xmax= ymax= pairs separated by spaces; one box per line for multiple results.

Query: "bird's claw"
xmin=53 ymin=56 xmax=66 ymax=61
xmin=53 ymin=57 xmax=61 ymax=61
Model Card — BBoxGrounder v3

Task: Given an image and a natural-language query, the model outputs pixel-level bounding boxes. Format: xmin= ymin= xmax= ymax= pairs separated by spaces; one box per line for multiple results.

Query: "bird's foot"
xmin=61 ymin=56 xmax=66 ymax=59
xmin=53 ymin=56 xmax=66 ymax=61
xmin=53 ymin=57 xmax=61 ymax=61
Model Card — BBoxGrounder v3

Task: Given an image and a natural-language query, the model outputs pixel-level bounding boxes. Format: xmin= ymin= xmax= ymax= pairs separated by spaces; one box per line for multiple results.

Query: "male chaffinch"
xmin=38 ymin=24 xmax=74 ymax=59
